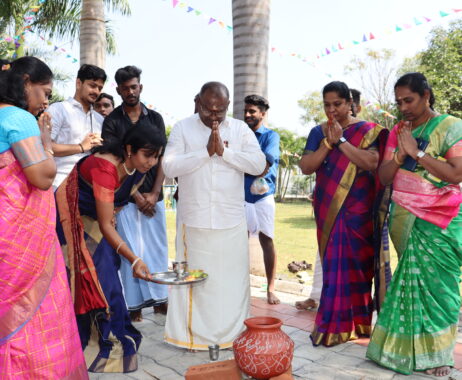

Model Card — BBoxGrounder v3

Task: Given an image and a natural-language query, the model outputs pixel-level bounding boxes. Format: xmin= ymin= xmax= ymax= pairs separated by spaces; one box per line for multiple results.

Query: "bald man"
xmin=163 ymin=82 xmax=266 ymax=351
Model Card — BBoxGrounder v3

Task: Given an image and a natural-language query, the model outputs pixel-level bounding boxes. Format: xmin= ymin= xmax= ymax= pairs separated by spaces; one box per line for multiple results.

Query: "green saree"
xmin=367 ymin=115 xmax=462 ymax=374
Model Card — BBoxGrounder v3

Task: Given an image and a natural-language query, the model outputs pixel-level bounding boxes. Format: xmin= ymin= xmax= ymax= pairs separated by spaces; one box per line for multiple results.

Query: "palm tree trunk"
xmin=232 ymin=0 xmax=270 ymax=121
xmin=80 ymin=0 xmax=106 ymax=68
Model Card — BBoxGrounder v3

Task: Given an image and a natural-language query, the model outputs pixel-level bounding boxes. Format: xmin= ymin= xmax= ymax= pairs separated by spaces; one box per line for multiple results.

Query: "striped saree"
xmin=367 ymin=115 xmax=462 ymax=374
xmin=308 ymin=121 xmax=390 ymax=347
xmin=0 ymin=149 xmax=87 ymax=379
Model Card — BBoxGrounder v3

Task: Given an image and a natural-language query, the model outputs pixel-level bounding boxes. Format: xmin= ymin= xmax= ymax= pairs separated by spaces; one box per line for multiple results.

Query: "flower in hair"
xmin=1 ymin=64 xmax=10 ymax=71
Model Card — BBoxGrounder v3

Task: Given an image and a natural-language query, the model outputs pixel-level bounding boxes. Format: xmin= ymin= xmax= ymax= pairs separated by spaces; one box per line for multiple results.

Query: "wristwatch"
xmin=335 ymin=136 xmax=347 ymax=147
xmin=416 ymin=150 xmax=426 ymax=161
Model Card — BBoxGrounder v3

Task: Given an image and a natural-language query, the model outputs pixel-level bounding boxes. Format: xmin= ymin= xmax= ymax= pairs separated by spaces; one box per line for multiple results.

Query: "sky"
xmin=41 ymin=0 xmax=462 ymax=136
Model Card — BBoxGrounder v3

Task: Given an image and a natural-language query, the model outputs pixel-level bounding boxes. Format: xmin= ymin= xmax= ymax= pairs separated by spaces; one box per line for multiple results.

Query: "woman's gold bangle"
xmin=393 ymin=152 xmax=404 ymax=166
xmin=323 ymin=138 xmax=333 ymax=150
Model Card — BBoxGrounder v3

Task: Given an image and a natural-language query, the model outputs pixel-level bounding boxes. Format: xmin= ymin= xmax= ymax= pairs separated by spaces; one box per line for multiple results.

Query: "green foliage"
xmin=298 ymin=91 xmax=325 ymax=127
xmin=273 ymin=127 xmax=306 ymax=202
xmin=417 ymin=20 xmax=462 ymax=118
xmin=165 ymin=124 xmax=172 ymax=139
xmin=0 ymin=0 xmax=131 ymax=58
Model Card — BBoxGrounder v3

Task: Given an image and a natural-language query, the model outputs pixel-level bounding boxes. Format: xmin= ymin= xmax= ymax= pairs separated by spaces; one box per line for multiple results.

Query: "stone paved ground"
xmin=89 ymin=286 xmax=462 ymax=380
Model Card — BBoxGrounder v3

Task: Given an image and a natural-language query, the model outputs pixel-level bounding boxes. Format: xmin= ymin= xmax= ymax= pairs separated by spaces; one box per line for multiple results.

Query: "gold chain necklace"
xmin=416 ymin=112 xmax=434 ymax=139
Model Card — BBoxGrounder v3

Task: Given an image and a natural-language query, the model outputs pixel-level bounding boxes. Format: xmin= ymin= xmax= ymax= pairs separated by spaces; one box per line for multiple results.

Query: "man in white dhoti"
xmin=162 ymin=82 xmax=266 ymax=350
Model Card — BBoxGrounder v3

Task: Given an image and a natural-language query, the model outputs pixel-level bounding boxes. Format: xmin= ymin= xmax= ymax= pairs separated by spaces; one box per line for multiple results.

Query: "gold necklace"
xmin=416 ymin=114 xmax=433 ymax=139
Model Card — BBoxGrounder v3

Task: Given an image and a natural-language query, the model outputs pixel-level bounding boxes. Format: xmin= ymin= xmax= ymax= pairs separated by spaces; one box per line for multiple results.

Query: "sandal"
xmin=287 ymin=261 xmax=302 ymax=273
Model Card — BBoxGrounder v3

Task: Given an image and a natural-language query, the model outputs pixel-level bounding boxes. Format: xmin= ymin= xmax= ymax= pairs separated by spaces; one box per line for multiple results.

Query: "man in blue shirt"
xmin=244 ymin=95 xmax=280 ymax=304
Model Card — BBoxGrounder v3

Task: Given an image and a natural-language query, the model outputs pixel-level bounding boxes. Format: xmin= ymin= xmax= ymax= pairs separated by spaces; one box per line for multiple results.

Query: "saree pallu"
xmin=310 ymin=122 xmax=390 ymax=347
xmin=0 ymin=149 xmax=87 ymax=379
xmin=56 ymin=158 xmax=144 ymax=373
xmin=367 ymin=115 xmax=462 ymax=374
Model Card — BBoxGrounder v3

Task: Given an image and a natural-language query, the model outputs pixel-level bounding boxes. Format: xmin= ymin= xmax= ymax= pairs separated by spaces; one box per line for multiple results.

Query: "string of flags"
xmin=160 ymin=0 xmax=233 ymax=32
xmin=270 ymin=8 xmax=462 ymax=65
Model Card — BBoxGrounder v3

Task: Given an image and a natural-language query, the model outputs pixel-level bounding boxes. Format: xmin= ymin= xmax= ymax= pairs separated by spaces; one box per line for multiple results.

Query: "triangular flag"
xmin=66 ymin=54 xmax=71 ymax=58
xmin=395 ymin=25 xmax=402 ymax=31
xmin=453 ymin=9 xmax=462 ymax=13
xmin=195 ymin=10 xmax=201 ymax=16
xmin=439 ymin=10 xmax=449 ymax=17
xmin=321 ymin=51 xmax=326 ymax=57
xmin=47 ymin=41 xmax=52 ymax=45
xmin=54 ymin=45 xmax=58 ymax=51
xmin=72 ymin=58 xmax=78 ymax=63
xmin=362 ymin=34 xmax=367 ymax=42
xmin=226 ymin=25 xmax=233 ymax=31
xmin=369 ymin=32 xmax=375 ymax=40
xmin=172 ymin=0 xmax=179 ymax=8
xmin=325 ymin=48 xmax=330 ymax=55
xmin=178 ymin=2 xmax=186 ymax=8
xmin=338 ymin=42 xmax=344 ymax=50
xmin=413 ymin=17 xmax=422 ymax=25
xmin=331 ymin=45 xmax=338 ymax=52
xmin=271 ymin=47 xmax=276 ymax=52
xmin=208 ymin=18 xmax=216 ymax=25
xmin=353 ymin=40 xmax=360 ymax=45
xmin=187 ymin=6 xmax=194 ymax=12
xmin=423 ymin=16 xmax=431 ymax=22
xmin=403 ymin=24 xmax=412 ymax=29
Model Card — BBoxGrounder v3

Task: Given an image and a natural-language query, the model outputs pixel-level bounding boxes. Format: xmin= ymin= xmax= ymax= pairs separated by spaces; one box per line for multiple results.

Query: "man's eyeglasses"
xmin=200 ymin=104 xmax=228 ymax=118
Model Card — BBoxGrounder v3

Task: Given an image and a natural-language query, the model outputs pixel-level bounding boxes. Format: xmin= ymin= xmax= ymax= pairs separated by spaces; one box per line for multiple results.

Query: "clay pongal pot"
xmin=233 ymin=316 xmax=294 ymax=379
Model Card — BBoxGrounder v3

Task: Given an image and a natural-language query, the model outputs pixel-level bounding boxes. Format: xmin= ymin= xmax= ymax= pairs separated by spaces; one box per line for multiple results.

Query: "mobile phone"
xmin=401 ymin=138 xmax=429 ymax=171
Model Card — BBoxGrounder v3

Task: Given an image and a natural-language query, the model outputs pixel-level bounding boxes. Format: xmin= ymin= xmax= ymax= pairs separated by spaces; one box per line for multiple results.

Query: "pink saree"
xmin=0 ymin=149 xmax=88 ymax=379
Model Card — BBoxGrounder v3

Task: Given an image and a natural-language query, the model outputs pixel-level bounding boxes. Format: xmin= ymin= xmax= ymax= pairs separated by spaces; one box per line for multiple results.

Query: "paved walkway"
xmin=89 ymin=286 xmax=462 ymax=380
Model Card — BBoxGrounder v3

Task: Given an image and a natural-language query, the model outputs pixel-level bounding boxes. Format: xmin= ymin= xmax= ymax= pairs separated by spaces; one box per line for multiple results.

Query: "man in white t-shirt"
xmin=48 ymin=64 xmax=106 ymax=189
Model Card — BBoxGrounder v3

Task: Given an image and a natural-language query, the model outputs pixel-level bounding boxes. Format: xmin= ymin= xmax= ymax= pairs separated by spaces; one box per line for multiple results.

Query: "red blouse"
xmin=80 ymin=155 xmax=120 ymax=202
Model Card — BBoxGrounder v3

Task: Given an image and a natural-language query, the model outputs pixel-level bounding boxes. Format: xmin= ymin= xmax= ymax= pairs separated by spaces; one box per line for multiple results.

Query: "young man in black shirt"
xmin=102 ymin=66 xmax=168 ymax=321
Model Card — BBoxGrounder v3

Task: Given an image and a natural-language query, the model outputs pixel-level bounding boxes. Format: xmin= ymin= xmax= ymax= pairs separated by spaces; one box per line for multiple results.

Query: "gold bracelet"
xmin=393 ymin=152 xmax=404 ymax=166
xmin=323 ymin=138 xmax=333 ymax=150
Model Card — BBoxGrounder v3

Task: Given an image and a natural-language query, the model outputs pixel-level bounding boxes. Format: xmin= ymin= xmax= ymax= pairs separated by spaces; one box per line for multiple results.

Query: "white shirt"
xmin=163 ymin=114 xmax=266 ymax=230
xmin=48 ymin=97 xmax=103 ymax=188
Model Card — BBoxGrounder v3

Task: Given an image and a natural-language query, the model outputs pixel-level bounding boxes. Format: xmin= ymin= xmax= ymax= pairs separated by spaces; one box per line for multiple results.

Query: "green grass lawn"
xmin=165 ymin=201 xmax=398 ymax=282
xmin=165 ymin=201 xmax=318 ymax=279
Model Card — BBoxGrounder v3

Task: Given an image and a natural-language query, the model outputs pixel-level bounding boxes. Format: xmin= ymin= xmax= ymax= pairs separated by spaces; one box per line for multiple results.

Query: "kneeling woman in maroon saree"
xmin=56 ymin=125 xmax=165 ymax=373
xmin=299 ymin=81 xmax=390 ymax=347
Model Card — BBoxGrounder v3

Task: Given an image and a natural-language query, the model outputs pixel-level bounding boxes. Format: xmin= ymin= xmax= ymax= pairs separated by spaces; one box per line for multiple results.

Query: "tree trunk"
xmin=80 ymin=0 xmax=106 ymax=68
xmin=232 ymin=0 xmax=270 ymax=121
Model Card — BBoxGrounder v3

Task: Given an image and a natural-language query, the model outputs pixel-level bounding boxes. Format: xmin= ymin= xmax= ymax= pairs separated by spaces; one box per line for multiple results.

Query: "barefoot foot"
xmin=267 ymin=291 xmax=280 ymax=305
xmin=295 ymin=298 xmax=318 ymax=310
xmin=153 ymin=303 xmax=168 ymax=315
xmin=425 ymin=366 xmax=451 ymax=377
xmin=130 ymin=310 xmax=143 ymax=322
